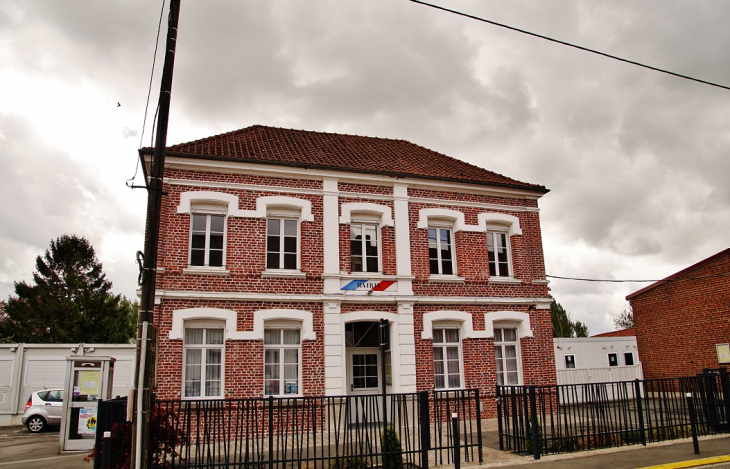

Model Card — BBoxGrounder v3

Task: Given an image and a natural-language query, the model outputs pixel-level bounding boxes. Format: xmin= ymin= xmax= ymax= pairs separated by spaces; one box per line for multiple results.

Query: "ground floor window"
xmin=564 ymin=354 xmax=576 ymax=369
xmin=494 ymin=327 xmax=521 ymax=385
xmin=183 ymin=327 xmax=224 ymax=398
xmin=264 ymin=328 xmax=301 ymax=396
xmin=433 ymin=328 xmax=462 ymax=389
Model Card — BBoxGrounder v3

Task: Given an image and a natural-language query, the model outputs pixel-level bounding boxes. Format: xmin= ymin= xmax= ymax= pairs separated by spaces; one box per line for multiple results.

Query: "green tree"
xmin=0 ymin=235 xmax=137 ymax=343
xmin=573 ymin=321 xmax=589 ymax=337
xmin=551 ymin=298 xmax=574 ymax=338
xmin=614 ymin=307 xmax=634 ymax=330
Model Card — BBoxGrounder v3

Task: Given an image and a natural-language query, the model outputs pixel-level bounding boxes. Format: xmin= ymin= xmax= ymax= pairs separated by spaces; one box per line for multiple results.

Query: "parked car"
xmin=21 ymin=389 xmax=64 ymax=433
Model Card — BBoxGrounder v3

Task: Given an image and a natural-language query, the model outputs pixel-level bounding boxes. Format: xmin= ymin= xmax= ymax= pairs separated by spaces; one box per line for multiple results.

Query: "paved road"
xmin=0 ymin=426 xmax=88 ymax=469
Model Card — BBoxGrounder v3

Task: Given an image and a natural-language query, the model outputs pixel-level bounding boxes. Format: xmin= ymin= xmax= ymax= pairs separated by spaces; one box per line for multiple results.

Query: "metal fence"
xmin=144 ymin=390 xmax=481 ymax=469
xmin=497 ymin=371 xmax=730 ymax=458
xmin=93 ymin=397 xmax=133 ymax=469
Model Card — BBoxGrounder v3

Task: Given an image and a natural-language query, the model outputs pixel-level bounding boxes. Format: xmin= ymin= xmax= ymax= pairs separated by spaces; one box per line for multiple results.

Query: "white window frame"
xmin=487 ymin=231 xmax=512 ymax=278
xmin=182 ymin=323 xmax=225 ymax=399
xmin=263 ymin=323 xmax=303 ymax=397
xmin=432 ymin=324 xmax=463 ymax=390
xmin=564 ymin=354 xmax=576 ymax=369
xmin=350 ymin=219 xmax=381 ymax=274
xmin=494 ymin=324 xmax=523 ymax=386
xmin=189 ymin=211 xmax=227 ymax=269
xmin=608 ymin=352 xmax=619 ymax=367
xmin=265 ymin=216 xmax=300 ymax=271
xmin=428 ymin=221 xmax=456 ymax=277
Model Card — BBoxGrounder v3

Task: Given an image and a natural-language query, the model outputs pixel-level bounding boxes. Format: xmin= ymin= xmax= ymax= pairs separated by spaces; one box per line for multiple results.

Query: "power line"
xmin=127 ymin=0 xmax=167 ymax=188
xmin=546 ymin=272 xmax=730 ymax=283
xmin=409 ymin=0 xmax=730 ymax=92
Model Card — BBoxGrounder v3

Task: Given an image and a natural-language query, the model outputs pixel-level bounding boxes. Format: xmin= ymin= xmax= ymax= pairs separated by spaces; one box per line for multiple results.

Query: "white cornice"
xmin=166 ymin=178 xmax=539 ymax=213
xmin=163 ymin=157 xmax=545 ymax=200
xmin=156 ymin=289 xmax=551 ymax=306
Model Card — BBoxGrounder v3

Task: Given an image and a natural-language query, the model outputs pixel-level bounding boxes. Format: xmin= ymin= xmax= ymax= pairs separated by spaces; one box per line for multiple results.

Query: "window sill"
xmin=428 ymin=275 xmax=465 ymax=283
xmin=183 ymin=267 xmax=230 ymax=276
xmin=488 ymin=276 xmax=522 ymax=285
xmin=261 ymin=269 xmax=307 ymax=278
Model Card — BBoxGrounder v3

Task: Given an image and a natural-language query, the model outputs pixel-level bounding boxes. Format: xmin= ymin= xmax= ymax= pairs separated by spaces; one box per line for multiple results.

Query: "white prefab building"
xmin=554 ymin=336 xmax=643 ymax=386
xmin=0 ymin=344 xmax=136 ymax=426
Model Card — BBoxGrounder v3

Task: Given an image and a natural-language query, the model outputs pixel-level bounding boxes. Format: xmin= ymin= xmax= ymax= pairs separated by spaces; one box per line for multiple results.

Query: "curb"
xmin=637 ymin=455 xmax=730 ymax=469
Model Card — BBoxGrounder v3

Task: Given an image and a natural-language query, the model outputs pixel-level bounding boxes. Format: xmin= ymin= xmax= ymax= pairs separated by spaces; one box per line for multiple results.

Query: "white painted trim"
xmin=339 ymin=203 xmax=393 ymax=227
xmin=340 ymin=311 xmax=398 ymax=324
xmin=478 ymin=213 xmax=522 ymax=236
xmin=169 ymin=308 xmax=240 ymax=340
xmin=484 ymin=311 xmax=533 ymax=338
xmin=169 ymin=308 xmax=315 ymax=341
xmin=421 ymin=311 xmax=490 ymax=340
xmin=177 ymin=192 xmax=313 ymax=221
xmin=418 ymin=209 xmax=469 ymax=232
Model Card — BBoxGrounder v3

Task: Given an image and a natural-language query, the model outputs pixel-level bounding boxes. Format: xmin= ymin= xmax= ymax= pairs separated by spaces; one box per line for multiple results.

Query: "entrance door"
xmin=345 ymin=321 xmax=384 ymax=426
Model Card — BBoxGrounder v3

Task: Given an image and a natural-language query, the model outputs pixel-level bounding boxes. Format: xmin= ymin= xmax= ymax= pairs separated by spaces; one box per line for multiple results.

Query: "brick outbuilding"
xmin=141 ymin=125 xmax=556 ymax=417
xmin=626 ymin=248 xmax=730 ymax=379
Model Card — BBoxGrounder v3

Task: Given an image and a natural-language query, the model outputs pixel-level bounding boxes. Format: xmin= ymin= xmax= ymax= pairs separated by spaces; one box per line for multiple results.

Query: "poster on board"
xmin=78 ymin=407 xmax=98 ymax=435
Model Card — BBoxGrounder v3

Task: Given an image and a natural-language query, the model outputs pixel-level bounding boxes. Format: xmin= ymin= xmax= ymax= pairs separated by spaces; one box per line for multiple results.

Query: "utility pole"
xmin=132 ymin=1 xmax=181 ymax=468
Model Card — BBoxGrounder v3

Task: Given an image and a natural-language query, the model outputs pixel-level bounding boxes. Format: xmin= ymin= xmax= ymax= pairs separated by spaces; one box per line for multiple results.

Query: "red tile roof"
xmin=592 ymin=327 xmax=635 ymax=338
xmin=161 ymin=125 xmax=548 ymax=193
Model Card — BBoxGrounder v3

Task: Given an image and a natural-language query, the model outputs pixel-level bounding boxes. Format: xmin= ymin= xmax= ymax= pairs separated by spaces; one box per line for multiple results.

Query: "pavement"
xmin=0 ymin=423 xmax=728 ymax=469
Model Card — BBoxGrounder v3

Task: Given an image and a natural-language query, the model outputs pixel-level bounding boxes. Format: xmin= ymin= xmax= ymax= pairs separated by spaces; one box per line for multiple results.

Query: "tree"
xmin=551 ymin=297 xmax=590 ymax=338
xmin=574 ymin=321 xmax=589 ymax=337
xmin=0 ymin=235 xmax=137 ymax=343
xmin=614 ymin=307 xmax=634 ymax=330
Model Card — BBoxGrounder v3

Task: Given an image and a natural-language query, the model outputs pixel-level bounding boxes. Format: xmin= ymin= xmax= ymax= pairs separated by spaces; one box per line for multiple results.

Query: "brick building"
xmin=141 ymin=125 xmax=555 ymax=416
xmin=626 ymin=248 xmax=730 ymax=380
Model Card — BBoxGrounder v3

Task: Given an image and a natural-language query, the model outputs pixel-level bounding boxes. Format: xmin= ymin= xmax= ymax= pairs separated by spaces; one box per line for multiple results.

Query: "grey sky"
xmin=1 ymin=0 xmax=728 ymax=334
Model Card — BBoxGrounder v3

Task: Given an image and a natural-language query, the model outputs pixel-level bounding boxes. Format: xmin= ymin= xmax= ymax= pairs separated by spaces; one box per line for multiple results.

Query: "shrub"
xmin=328 ymin=456 xmax=370 ymax=469
xmin=525 ymin=416 xmax=541 ymax=455
xmin=381 ymin=425 xmax=404 ymax=469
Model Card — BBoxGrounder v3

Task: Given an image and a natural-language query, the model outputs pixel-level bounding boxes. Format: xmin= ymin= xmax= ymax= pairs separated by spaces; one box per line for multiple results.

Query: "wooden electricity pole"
xmin=133 ymin=1 xmax=181 ymax=467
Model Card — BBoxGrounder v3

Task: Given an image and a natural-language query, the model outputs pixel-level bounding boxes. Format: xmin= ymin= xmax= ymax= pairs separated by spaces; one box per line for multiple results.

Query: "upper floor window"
xmin=428 ymin=227 xmax=455 ymax=275
xmin=494 ymin=326 xmax=521 ymax=385
xmin=487 ymin=231 xmax=511 ymax=277
xmin=190 ymin=214 xmax=225 ymax=268
xmin=183 ymin=327 xmax=224 ymax=398
xmin=264 ymin=328 xmax=301 ymax=396
xmin=351 ymin=223 xmax=379 ymax=273
xmin=433 ymin=327 xmax=462 ymax=390
xmin=266 ymin=218 xmax=298 ymax=270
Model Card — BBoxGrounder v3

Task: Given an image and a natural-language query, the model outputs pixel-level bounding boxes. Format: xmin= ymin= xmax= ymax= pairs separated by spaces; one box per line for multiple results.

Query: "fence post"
xmin=686 ymin=393 xmax=700 ymax=454
xmin=720 ymin=370 xmax=730 ymax=433
xmin=101 ymin=431 xmax=112 ymax=469
xmin=419 ymin=391 xmax=430 ymax=469
xmin=529 ymin=386 xmax=540 ymax=460
xmin=634 ymin=379 xmax=646 ymax=446
xmin=474 ymin=388 xmax=483 ymax=464
xmin=452 ymin=413 xmax=460 ymax=469
xmin=268 ymin=395 xmax=274 ymax=469
xmin=496 ymin=386 xmax=504 ymax=451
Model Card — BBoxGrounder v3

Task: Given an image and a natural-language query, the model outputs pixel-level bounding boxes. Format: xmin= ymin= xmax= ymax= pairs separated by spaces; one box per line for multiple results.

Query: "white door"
xmin=346 ymin=348 xmax=382 ymax=426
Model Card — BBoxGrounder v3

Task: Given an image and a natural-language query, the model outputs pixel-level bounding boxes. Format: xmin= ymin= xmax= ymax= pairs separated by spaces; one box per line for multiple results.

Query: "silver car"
xmin=21 ymin=389 xmax=64 ymax=432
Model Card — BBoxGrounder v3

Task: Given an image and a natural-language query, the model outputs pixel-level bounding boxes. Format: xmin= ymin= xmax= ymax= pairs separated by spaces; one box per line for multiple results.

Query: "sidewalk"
xmin=476 ymin=433 xmax=730 ymax=469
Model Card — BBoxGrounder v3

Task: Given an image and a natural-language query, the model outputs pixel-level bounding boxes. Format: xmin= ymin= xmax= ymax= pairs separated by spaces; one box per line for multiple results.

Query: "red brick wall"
xmin=629 ymin=252 xmax=730 ymax=379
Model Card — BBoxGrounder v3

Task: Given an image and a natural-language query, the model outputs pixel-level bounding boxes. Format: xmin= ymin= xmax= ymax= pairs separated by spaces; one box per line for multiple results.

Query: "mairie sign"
xmin=341 ymin=279 xmax=396 ymax=292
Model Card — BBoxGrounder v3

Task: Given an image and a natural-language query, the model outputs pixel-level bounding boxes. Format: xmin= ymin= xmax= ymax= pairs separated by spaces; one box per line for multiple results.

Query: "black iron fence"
xmin=93 ymin=397 xmax=133 ymax=469
xmin=497 ymin=371 xmax=730 ymax=458
xmin=145 ymin=390 xmax=481 ymax=469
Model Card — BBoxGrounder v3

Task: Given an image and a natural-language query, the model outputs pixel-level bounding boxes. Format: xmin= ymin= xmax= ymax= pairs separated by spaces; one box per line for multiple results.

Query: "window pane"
xmin=192 ymin=214 xmax=207 ymax=231
xmin=505 ymin=346 xmax=517 ymax=359
xmin=507 ymin=372 xmax=519 ymax=385
xmin=447 ymin=358 xmax=459 ymax=374
xmin=267 ymin=253 xmax=280 ymax=269
xmin=624 ymin=353 xmax=634 ymax=366
xmin=495 ymin=346 xmax=503 ymax=359
xmin=433 ymin=347 xmax=443 ymax=361
xmin=428 ymin=228 xmax=437 ymax=243
xmin=366 ymin=257 xmax=378 ymax=272
xmin=283 ymin=237 xmax=297 ymax=254
xmin=284 ymin=349 xmax=299 ymax=367
xmin=506 ymin=358 xmax=518 ymax=372
xmin=351 ymin=239 xmax=362 ymax=256
xmin=444 ymin=329 xmax=459 ymax=343
xmin=350 ymin=225 xmax=362 ymax=241
xmin=207 ymin=329 xmax=224 ymax=345
xmin=429 ymin=259 xmax=439 ymax=274
xmin=267 ymin=236 xmax=280 ymax=252
xmin=435 ymin=375 xmax=445 ymax=389
xmin=448 ymin=374 xmax=460 ymax=388
xmin=503 ymin=329 xmax=517 ymax=342
xmin=352 ymin=257 xmax=363 ymax=272
xmin=264 ymin=330 xmax=281 ymax=345
xmin=284 ymin=219 xmax=297 ymax=237
xmin=433 ymin=329 xmax=443 ymax=344
xmin=446 ymin=346 xmax=459 ymax=360
xmin=209 ymin=250 xmax=223 ymax=267
xmin=366 ymin=377 xmax=378 ymax=388
xmin=283 ymin=330 xmax=300 ymax=344
xmin=210 ymin=233 xmax=224 ymax=250
xmin=495 ymin=359 xmax=503 ymax=373
xmin=494 ymin=329 xmax=502 ymax=342
xmin=434 ymin=359 xmax=444 ymax=375
xmin=185 ymin=329 xmax=203 ymax=344
xmin=442 ymin=260 xmax=453 ymax=275
xmin=284 ymin=253 xmax=297 ymax=269
xmin=210 ymin=215 xmax=224 ymax=233
xmin=191 ymin=233 xmax=206 ymax=249
xmin=267 ymin=219 xmax=280 ymax=235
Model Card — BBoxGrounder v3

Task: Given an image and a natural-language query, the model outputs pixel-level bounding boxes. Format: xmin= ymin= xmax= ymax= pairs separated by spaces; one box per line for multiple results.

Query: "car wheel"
xmin=26 ymin=415 xmax=46 ymax=433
